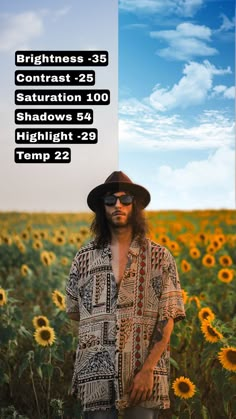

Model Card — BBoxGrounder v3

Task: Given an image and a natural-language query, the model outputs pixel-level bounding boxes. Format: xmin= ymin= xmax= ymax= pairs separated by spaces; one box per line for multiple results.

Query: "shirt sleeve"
xmin=158 ymin=248 xmax=186 ymax=323
xmin=65 ymin=255 xmax=80 ymax=314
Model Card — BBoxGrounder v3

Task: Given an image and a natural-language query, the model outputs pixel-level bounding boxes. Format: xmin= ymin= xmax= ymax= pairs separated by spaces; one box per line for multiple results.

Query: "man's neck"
xmin=110 ymin=226 xmax=133 ymax=246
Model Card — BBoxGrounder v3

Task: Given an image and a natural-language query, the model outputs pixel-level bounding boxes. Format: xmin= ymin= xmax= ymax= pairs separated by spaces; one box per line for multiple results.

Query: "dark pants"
xmin=82 ymin=406 xmax=159 ymax=419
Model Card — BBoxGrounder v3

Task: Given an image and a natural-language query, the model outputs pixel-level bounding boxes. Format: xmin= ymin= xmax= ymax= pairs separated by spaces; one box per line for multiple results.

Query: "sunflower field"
xmin=0 ymin=210 xmax=235 ymax=419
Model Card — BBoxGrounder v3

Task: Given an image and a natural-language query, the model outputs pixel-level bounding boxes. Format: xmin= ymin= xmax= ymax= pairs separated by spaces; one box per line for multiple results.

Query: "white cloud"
xmin=151 ymin=147 xmax=235 ymax=209
xmin=0 ymin=12 xmax=43 ymax=51
xmin=123 ymin=23 xmax=148 ymax=30
xmin=224 ymin=86 xmax=235 ymax=99
xmin=153 ymin=22 xmax=212 ymax=40
xmin=150 ymin=22 xmax=217 ymax=61
xmin=149 ymin=61 xmax=231 ymax=111
xmin=52 ymin=7 xmax=71 ymax=22
xmin=119 ymin=61 xmax=234 ymax=153
xmin=119 ymin=102 xmax=234 ymax=151
xmin=174 ymin=0 xmax=204 ymax=17
xmin=0 ymin=8 xmax=71 ymax=52
xmin=119 ymin=0 xmax=203 ymax=17
xmin=212 ymin=85 xmax=235 ymax=100
xmin=216 ymin=14 xmax=235 ymax=32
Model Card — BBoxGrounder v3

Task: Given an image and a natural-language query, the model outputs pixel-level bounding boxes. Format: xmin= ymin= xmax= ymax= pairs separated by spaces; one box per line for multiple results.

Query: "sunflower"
xmin=219 ymin=255 xmax=233 ymax=267
xmin=197 ymin=232 xmax=207 ymax=244
xmin=68 ymin=234 xmax=76 ymax=245
xmin=34 ymin=326 xmax=56 ymax=347
xmin=201 ymin=320 xmax=223 ymax=343
xmin=206 ymin=244 xmax=216 ymax=255
xmin=52 ymin=235 xmax=66 ymax=246
xmin=169 ymin=241 xmax=180 ymax=255
xmin=48 ymin=251 xmax=56 ymax=263
xmin=217 ymin=268 xmax=234 ymax=284
xmin=198 ymin=307 xmax=215 ymax=322
xmin=58 ymin=227 xmax=67 ymax=236
xmin=21 ymin=230 xmax=30 ymax=240
xmin=32 ymin=240 xmax=43 ymax=250
xmin=17 ymin=242 xmax=26 ymax=254
xmin=218 ymin=347 xmax=236 ymax=372
xmin=52 ymin=290 xmax=66 ymax=311
xmin=202 ymin=254 xmax=215 ymax=268
xmin=189 ymin=247 xmax=201 ymax=259
xmin=189 ymin=240 xmax=197 ymax=249
xmin=21 ymin=264 xmax=30 ymax=277
xmin=32 ymin=315 xmax=50 ymax=329
xmin=180 ymin=259 xmax=191 ymax=273
xmin=32 ymin=231 xmax=41 ymax=240
xmin=227 ymin=235 xmax=236 ymax=247
xmin=2 ymin=235 xmax=12 ymax=246
xmin=182 ymin=289 xmax=188 ymax=305
xmin=210 ymin=238 xmax=222 ymax=251
xmin=13 ymin=234 xmax=21 ymax=245
xmin=74 ymin=233 xmax=83 ymax=245
xmin=158 ymin=235 xmax=170 ymax=247
xmin=39 ymin=230 xmax=48 ymax=240
xmin=61 ymin=257 xmax=69 ymax=266
xmin=189 ymin=296 xmax=201 ymax=309
xmin=79 ymin=226 xmax=90 ymax=236
xmin=199 ymin=292 xmax=206 ymax=301
xmin=40 ymin=251 xmax=52 ymax=267
xmin=216 ymin=234 xmax=226 ymax=245
xmin=172 ymin=376 xmax=196 ymax=399
xmin=0 ymin=288 xmax=7 ymax=306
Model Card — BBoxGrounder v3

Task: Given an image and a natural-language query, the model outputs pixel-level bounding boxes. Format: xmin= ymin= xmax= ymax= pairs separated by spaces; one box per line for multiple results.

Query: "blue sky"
xmin=0 ymin=0 xmax=234 ymax=211
xmin=119 ymin=0 xmax=235 ymax=209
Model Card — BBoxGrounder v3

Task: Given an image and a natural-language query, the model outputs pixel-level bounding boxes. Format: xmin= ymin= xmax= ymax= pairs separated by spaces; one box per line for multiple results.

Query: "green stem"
xmin=47 ymin=348 xmax=52 ymax=419
xmin=29 ymin=358 xmax=41 ymax=419
xmin=183 ymin=399 xmax=192 ymax=419
xmin=6 ymin=340 xmax=13 ymax=398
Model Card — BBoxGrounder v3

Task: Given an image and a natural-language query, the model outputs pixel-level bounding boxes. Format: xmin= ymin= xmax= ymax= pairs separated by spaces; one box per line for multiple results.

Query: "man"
xmin=66 ymin=171 xmax=185 ymax=419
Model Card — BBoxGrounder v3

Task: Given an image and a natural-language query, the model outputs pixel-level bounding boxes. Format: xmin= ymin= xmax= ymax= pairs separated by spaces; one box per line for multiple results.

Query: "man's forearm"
xmin=142 ymin=318 xmax=174 ymax=371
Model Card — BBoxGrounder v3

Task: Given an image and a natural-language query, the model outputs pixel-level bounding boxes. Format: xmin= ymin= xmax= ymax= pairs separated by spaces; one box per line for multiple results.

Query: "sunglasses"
xmin=103 ymin=194 xmax=134 ymax=206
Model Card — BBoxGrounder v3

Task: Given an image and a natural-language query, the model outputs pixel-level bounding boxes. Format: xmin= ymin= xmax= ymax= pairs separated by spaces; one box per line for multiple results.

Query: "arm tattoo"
xmin=152 ymin=319 xmax=168 ymax=343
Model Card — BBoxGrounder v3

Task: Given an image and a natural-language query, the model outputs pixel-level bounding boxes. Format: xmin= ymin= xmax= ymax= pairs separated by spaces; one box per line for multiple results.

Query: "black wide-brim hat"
xmin=87 ymin=171 xmax=151 ymax=212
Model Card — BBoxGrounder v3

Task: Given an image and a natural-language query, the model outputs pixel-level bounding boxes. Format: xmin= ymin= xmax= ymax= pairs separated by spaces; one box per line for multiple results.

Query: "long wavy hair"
xmin=90 ymin=198 xmax=148 ymax=248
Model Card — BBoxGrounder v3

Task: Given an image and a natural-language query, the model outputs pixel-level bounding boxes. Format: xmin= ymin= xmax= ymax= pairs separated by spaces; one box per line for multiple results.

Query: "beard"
xmin=107 ymin=211 xmax=133 ymax=229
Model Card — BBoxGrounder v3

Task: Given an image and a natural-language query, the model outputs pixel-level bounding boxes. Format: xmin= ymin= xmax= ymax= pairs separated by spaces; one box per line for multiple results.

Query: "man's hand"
xmin=128 ymin=368 xmax=154 ymax=405
xmin=128 ymin=318 xmax=174 ymax=405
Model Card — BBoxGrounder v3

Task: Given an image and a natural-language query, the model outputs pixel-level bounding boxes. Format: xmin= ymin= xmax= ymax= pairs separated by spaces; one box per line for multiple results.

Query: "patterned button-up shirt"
xmin=66 ymin=237 xmax=185 ymax=412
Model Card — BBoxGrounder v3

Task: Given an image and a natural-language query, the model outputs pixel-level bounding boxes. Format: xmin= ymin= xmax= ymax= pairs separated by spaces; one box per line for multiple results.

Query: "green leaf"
xmin=18 ymin=326 xmax=32 ymax=338
xmin=41 ymin=363 xmax=54 ymax=379
xmin=211 ymin=367 xmax=227 ymax=393
xmin=18 ymin=356 xmax=30 ymax=378
xmin=0 ymin=370 xmax=10 ymax=385
xmin=61 ymin=334 xmax=73 ymax=350
xmin=0 ymin=325 xmax=16 ymax=344
xmin=53 ymin=348 xmax=65 ymax=362
xmin=27 ymin=350 xmax=34 ymax=362
xmin=178 ymin=410 xmax=190 ymax=419
xmin=170 ymin=357 xmax=180 ymax=370
xmin=230 ymin=398 xmax=236 ymax=418
xmin=3 ymin=373 xmax=10 ymax=384
xmin=171 ymin=333 xmax=180 ymax=347
xmin=37 ymin=366 xmax=43 ymax=379
xmin=222 ymin=383 xmax=235 ymax=402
